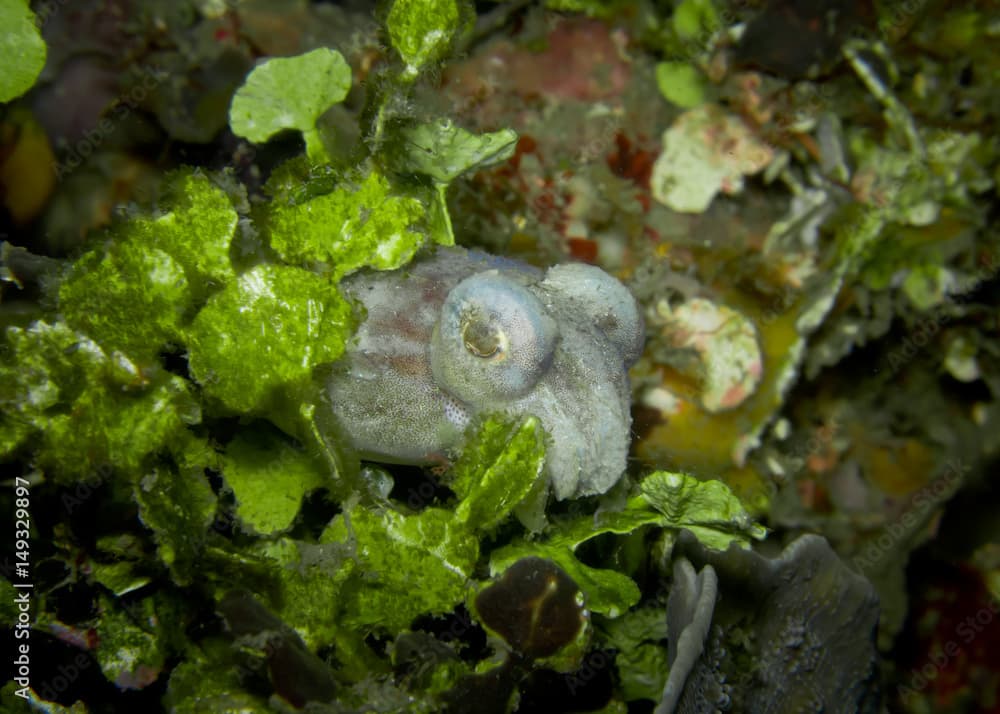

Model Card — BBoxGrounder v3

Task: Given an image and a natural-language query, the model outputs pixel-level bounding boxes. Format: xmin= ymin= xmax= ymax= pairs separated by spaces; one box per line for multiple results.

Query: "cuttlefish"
xmin=321 ymin=246 xmax=644 ymax=500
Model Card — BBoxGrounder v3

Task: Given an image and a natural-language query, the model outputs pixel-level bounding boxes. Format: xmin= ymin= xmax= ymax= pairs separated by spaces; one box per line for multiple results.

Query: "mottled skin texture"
xmin=323 ymin=245 xmax=644 ymax=499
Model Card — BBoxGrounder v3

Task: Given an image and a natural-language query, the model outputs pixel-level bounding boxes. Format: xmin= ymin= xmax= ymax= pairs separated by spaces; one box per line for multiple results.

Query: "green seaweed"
xmin=185 ymin=263 xmax=354 ymax=413
xmin=321 ymin=415 xmax=545 ymax=633
xmin=491 ymin=471 xmax=764 ymax=617
xmin=0 ymin=321 xmax=200 ymax=482
xmin=637 ymin=471 xmax=768 ymax=549
xmin=597 ymin=606 xmax=670 ymax=702
xmin=220 ymin=427 xmax=330 ymax=536
xmin=322 ymin=504 xmax=479 ymax=632
xmin=247 ymin=537 xmax=360 ymax=658
xmin=127 ymin=170 xmax=239 ymax=291
xmin=671 ymin=0 xmax=721 ymax=41
xmin=451 ymin=415 xmax=546 ymax=530
xmin=93 ymin=592 xmax=184 ymax=690
xmin=134 ymin=464 xmax=216 ymax=584
xmin=59 ymin=242 xmax=192 ymax=361
xmin=58 ymin=169 xmax=240 ymax=359
xmin=385 ymin=120 xmax=519 ymax=185
xmin=0 ymin=0 xmax=46 ymax=102
xmin=386 ymin=0 xmax=470 ymax=80
xmin=164 ymin=654 xmax=269 ymax=713
xmin=229 ymin=48 xmax=352 ymax=164
xmin=264 ymin=167 xmax=433 ymax=276
xmin=655 ymin=61 xmax=708 ymax=109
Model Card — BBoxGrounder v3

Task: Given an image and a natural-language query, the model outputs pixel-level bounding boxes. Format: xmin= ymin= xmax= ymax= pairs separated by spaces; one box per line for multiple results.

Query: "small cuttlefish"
xmin=321 ymin=245 xmax=644 ymax=500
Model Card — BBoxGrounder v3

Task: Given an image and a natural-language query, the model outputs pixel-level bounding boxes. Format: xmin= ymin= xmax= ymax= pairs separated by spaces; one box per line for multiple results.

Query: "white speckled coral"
xmin=323 ymin=245 xmax=644 ymax=499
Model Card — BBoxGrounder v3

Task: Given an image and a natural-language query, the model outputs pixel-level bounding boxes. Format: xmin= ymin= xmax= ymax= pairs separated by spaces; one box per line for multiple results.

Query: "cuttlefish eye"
xmin=462 ymin=316 xmax=505 ymax=358
xmin=431 ymin=271 xmax=558 ymax=405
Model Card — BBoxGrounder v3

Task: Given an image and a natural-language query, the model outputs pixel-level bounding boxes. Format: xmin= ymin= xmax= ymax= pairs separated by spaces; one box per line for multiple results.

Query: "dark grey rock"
xmin=661 ymin=531 xmax=881 ymax=714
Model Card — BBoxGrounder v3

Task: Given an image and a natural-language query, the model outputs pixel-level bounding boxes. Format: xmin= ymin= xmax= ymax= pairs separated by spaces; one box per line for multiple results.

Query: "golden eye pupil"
xmin=462 ymin=319 xmax=502 ymax=358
